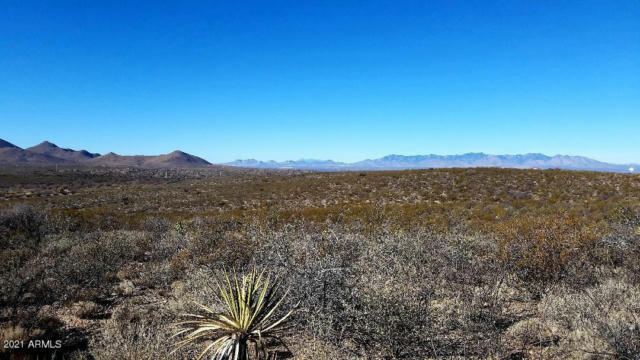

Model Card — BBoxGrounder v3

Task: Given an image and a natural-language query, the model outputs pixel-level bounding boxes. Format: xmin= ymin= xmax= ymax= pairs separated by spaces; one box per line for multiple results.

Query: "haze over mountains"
xmin=0 ymin=139 xmax=210 ymax=167
xmin=1 ymin=138 xmax=637 ymax=172
xmin=227 ymin=154 xmax=639 ymax=173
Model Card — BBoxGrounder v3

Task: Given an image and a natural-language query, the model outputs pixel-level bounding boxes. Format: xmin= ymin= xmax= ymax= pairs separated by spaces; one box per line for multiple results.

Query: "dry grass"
xmin=1 ymin=166 xmax=639 ymax=359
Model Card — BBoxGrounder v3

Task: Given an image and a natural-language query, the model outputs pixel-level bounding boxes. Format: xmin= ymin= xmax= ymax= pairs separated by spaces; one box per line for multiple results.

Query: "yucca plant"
xmin=171 ymin=268 xmax=296 ymax=360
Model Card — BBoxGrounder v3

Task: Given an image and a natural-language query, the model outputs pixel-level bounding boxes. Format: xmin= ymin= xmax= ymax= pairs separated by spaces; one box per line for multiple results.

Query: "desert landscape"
xmin=2 ymin=141 xmax=640 ymax=358
xmin=3 ymin=1 xmax=639 ymax=358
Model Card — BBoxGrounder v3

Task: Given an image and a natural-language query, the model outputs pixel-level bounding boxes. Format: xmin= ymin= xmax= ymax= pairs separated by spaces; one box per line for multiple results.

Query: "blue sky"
xmin=1 ymin=1 xmax=639 ymax=164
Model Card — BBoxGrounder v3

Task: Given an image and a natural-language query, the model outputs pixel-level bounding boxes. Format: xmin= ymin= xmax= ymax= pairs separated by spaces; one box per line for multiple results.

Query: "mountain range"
xmin=227 ymin=154 xmax=639 ymax=173
xmin=1 ymin=138 xmax=637 ymax=172
xmin=0 ymin=139 xmax=210 ymax=167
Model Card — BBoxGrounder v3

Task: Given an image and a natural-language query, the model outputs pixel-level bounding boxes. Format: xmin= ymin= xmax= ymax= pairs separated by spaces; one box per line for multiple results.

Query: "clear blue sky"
xmin=1 ymin=1 xmax=639 ymax=164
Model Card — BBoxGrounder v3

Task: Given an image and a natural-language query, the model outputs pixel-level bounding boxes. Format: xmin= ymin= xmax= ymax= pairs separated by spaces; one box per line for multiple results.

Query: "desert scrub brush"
xmin=171 ymin=268 xmax=296 ymax=360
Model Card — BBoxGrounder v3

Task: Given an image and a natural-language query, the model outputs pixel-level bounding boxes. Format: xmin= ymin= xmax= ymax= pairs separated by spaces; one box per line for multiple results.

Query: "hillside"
xmin=0 ymin=147 xmax=73 ymax=164
xmin=26 ymin=141 xmax=100 ymax=162
xmin=0 ymin=139 xmax=211 ymax=168
xmin=88 ymin=150 xmax=211 ymax=167
xmin=0 ymin=139 xmax=20 ymax=148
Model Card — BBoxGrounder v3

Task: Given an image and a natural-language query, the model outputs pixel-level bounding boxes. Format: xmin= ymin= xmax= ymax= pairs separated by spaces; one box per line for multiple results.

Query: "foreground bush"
xmin=496 ymin=214 xmax=601 ymax=292
xmin=0 ymin=206 xmax=46 ymax=308
xmin=172 ymin=268 xmax=296 ymax=360
xmin=539 ymin=274 xmax=640 ymax=359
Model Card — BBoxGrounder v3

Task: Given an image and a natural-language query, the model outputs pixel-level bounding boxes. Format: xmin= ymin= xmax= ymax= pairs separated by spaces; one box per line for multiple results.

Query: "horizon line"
xmin=2 ymin=137 xmax=638 ymax=166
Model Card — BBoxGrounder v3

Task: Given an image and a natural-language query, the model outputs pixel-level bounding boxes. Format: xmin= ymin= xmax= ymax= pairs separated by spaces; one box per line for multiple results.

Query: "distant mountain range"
xmin=0 ymin=139 xmax=210 ymax=168
xmin=1 ymin=138 xmax=637 ymax=172
xmin=227 ymin=154 xmax=639 ymax=173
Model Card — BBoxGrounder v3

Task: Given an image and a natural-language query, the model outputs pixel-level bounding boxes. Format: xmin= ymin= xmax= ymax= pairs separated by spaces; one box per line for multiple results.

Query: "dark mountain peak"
xmin=165 ymin=150 xmax=200 ymax=159
xmin=33 ymin=141 xmax=59 ymax=148
xmin=26 ymin=141 xmax=100 ymax=161
xmin=0 ymin=139 xmax=20 ymax=149
xmin=26 ymin=142 xmax=61 ymax=152
xmin=78 ymin=149 xmax=100 ymax=157
xmin=160 ymin=150 xmax=210 ymax=164
xmin=168 ymin=150 xmax=188 ymax=156
xmin=100 ymin=152 xmax=120 ymax=157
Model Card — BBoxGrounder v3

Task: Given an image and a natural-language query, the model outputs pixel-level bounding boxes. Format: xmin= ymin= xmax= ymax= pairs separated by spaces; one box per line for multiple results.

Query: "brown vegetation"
xmin=1 ymin=166 xmax=639 ymax=359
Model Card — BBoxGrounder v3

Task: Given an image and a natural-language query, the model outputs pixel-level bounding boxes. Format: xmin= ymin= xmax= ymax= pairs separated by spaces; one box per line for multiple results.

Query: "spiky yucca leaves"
xmin=171 ymin=268 xmax=296 ymax=360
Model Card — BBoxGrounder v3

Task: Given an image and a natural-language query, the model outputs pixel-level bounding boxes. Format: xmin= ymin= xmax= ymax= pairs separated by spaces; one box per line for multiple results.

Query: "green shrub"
xmin=172 ymin=268 xmax=296 ymax=360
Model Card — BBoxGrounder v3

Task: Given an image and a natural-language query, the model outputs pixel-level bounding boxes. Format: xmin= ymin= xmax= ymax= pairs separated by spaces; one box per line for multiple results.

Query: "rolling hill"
xmin=26 ymin=141 xmax=101 ymax=162
xmin=88 ymin=150 xmax=210 ymax=167
xmin=0 ymin=139 xmax=211 ymax=168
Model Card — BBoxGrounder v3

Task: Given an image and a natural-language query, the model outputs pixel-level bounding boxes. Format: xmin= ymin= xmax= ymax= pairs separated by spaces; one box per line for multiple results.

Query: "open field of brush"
xmin=1 ymin=166 xmax=640 ymax=359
